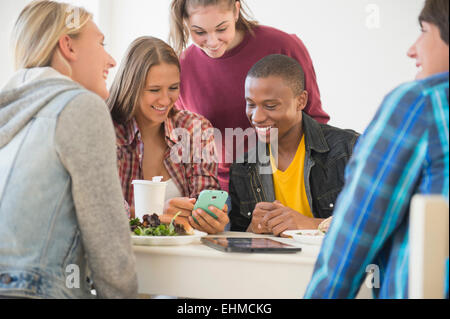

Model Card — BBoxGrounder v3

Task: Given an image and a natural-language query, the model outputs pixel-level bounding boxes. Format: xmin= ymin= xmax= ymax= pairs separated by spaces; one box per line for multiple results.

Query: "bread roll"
xmin=159 ymin=214 xmax=194 ymax=235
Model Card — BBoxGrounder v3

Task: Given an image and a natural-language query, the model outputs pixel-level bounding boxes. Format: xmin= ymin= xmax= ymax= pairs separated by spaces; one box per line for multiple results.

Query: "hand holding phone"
xmin=193 ymin=190 xmax=228 ymax=222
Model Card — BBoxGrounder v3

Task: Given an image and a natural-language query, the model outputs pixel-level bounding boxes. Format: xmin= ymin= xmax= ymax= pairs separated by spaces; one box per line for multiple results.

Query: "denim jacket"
xmin=229 ymin=113 xmax=360 ymax=231
xmin=0 ymin=90 xmax=93 ymax=299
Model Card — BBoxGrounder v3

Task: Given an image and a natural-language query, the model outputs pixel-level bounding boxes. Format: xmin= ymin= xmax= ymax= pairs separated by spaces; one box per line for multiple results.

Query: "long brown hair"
xmin=107 ymin=37 xmax=180 ymax=124
xmin=169 ymin=0 xmax=258 ymax=56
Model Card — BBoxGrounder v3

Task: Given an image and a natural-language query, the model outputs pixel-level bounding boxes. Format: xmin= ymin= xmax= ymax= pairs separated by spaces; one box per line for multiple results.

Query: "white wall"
xmin=245 ymin=0 xmax=424 ymax=132
xmin=0 ymin=0 xmax=425 ymax=133
xmin=0 ymin=0 xmax=30 ymax=88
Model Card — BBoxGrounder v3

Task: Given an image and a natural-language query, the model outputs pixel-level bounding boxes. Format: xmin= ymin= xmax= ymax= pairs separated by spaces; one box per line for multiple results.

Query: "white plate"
xmin=282 ymin=229 xmax=325 ymax=246
xmin=131 ymin=230 xmax=207 ymax=246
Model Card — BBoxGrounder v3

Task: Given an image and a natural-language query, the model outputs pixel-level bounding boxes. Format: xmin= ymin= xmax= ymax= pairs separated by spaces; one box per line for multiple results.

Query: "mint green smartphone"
xmin=193 ymin=190 xmax=229 ymax=223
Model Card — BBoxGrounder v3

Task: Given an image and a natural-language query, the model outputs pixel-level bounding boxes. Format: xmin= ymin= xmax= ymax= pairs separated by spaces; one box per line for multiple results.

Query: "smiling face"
xmin=134 ymin=63 xmax=180 ymax=127
xmin=70 ymin=20 xmax=116 ymax=99
xmin=187 ymin=3 xmax=241 ymax=58
xmin=407 ymin=21 xmax=449 ymax=80
xmin=245 ymin=76 xmax=308 ymax=144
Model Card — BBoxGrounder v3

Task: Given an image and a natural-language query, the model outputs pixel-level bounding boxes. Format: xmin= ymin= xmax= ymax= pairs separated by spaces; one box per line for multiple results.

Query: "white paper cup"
xmin=132 ymin=180 xmax=167 ymax=220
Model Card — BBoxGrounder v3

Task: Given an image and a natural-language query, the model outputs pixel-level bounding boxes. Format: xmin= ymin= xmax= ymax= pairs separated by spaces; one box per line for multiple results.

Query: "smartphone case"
xmin=193 ymin=190 xmax=228 ymax=222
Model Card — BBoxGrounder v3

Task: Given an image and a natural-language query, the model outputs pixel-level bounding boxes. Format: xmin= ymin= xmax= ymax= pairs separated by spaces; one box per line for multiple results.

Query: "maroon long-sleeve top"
xmin=177 ymin=25 xmax=330 ymax=192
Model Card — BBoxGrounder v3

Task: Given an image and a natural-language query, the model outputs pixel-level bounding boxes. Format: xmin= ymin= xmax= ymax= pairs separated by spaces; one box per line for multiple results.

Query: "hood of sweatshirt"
xmin=0 ymin=67 xmax=83 ymax=148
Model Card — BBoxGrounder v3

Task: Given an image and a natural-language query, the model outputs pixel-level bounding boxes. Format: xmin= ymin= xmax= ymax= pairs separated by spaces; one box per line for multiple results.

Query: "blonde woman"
xmin=0 ymin=1 xmax=137 ymax=299
xmin=108 ymin=37 xmax=229 ymax=235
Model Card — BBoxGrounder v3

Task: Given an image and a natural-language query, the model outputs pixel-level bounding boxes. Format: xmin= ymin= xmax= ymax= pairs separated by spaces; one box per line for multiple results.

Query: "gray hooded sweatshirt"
xmin=0 ymin=68 xmax=138 ymax=298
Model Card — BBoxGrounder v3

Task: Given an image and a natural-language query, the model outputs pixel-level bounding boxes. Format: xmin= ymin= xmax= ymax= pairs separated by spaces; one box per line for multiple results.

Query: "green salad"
xmin=130 ymin=212 xmax=187 ymax=237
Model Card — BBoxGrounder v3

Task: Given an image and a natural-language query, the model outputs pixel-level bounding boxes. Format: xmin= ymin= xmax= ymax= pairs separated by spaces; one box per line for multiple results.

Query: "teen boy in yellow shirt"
xmin=229 ymin=54 xmax=359 ymax=236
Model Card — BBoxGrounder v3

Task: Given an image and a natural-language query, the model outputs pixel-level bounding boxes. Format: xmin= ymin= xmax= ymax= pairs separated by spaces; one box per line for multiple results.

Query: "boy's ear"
xmin=57 ymin=34 xmax=77 ymax=62
xmin=296 ymin=90 xmax=308 ymax=111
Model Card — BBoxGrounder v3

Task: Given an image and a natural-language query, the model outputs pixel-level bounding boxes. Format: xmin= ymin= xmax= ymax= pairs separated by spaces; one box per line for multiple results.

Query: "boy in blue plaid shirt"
xmin=305 ymin=0 xmax=449 ymax=299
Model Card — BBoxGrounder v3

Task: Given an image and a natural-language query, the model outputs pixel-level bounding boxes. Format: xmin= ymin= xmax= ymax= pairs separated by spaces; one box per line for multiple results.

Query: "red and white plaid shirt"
xmin=114 ymin=109 xmax=220 ymax=212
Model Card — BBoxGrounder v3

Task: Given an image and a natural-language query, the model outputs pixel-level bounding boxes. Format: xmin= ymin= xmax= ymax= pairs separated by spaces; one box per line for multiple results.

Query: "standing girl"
xmin=170 ymin=0 xmax=330 ymax=192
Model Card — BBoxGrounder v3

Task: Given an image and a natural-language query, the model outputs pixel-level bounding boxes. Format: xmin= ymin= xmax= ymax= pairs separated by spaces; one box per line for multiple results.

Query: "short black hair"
xmin=419 ymin=0 xmax=449 ymax=45
xmin=247 ymin=54 xmax=305 ymax=96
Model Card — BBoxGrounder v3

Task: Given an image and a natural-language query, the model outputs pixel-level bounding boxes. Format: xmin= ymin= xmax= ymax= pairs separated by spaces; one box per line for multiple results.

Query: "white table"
xmin=133 ymin=232 xmax=372 ymax=299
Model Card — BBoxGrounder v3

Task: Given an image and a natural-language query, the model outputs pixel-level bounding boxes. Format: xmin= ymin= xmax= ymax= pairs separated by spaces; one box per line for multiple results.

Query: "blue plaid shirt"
xmin=304 ymin=72 xmax=449 ymax=299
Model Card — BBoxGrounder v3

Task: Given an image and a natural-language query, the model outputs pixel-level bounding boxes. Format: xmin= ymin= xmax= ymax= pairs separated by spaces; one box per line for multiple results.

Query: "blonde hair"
xmin=107 ymin=37 xmax=181 ymax=125
xmin=11 ymin=0 xmax=92 ymax=71
xmin=169 ymin=0 xmax=258 ymax=56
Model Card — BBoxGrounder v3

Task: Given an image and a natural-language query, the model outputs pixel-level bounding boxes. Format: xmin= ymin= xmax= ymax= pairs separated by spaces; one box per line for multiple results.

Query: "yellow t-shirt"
xmin=270 ymin=136 xmax=313 ymax=218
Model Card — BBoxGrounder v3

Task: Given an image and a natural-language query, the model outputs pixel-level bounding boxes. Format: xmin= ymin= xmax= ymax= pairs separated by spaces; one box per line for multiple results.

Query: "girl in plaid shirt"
xmin=107 ymin=37 xmax=229 ymax=234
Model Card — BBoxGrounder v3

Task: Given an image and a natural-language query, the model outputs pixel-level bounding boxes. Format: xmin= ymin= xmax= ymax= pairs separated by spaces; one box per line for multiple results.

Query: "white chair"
xmin=409 ymin=195 xmax=449 ymax=299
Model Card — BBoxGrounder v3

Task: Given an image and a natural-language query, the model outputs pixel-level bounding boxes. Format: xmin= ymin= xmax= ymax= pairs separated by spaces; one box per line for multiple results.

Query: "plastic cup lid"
xmin=132 ymin=179 xmax=167 ymax=185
